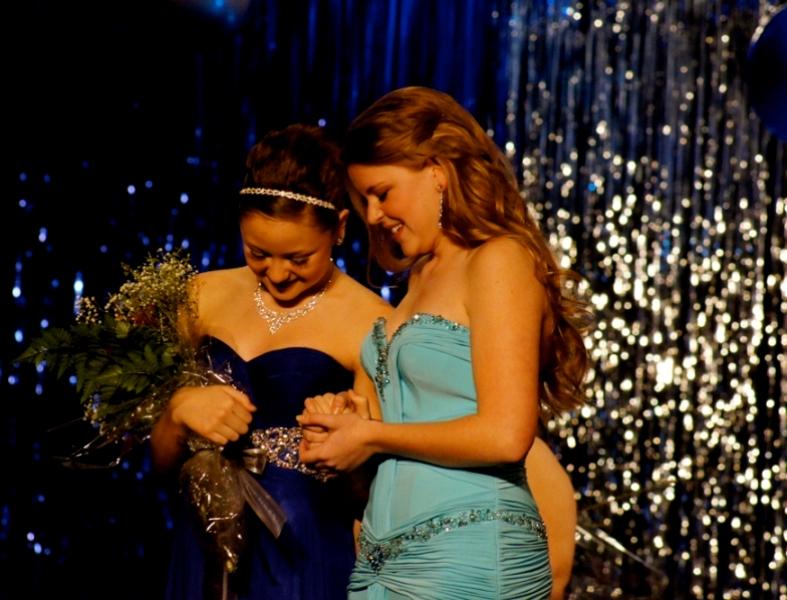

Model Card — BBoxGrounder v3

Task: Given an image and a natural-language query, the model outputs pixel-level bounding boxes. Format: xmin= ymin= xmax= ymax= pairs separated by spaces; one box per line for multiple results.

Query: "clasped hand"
xmin=170 ymin=384 xmax=255 ymax=446
xmin=297 ymin=390 xmax=374 ymax=473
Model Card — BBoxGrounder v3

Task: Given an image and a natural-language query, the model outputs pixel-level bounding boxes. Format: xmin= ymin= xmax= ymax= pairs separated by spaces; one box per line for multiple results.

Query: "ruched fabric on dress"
xmin=350 ymin=518 xmax=551 ymax=599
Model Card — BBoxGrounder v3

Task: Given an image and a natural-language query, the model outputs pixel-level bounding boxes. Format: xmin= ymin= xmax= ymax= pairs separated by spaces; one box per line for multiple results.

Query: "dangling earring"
xmin=437 ymin=189 xmax=444 ymax=229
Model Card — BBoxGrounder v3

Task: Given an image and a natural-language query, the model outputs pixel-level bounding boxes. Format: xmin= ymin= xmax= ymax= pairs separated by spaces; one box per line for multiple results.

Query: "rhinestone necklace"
xmin=253 ymin=276 xmax=333 ymax=334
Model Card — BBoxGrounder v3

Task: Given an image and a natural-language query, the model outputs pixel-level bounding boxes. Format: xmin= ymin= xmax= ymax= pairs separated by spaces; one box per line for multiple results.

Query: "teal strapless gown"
xmin=350 ymin=314 xmax=552 ymax=600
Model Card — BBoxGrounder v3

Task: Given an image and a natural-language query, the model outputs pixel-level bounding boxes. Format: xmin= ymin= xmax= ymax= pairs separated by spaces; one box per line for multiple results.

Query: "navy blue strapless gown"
xmin=165 ymin=338 xmax=356 ymax=600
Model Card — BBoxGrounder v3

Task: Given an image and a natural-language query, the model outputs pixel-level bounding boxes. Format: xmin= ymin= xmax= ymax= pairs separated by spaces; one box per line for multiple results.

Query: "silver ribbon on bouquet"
xmin=180 ymin=438 xmax=288 ymax=575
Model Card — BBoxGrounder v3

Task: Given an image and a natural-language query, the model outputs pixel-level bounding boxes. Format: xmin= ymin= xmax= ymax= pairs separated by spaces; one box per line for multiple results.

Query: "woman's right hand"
xmin=169 ymin=385 xmax=256 ymax=446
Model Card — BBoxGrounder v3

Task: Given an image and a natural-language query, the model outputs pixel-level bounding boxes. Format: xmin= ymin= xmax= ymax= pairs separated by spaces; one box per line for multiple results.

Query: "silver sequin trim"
xmin=372 ymin=313 xmax=468 ymax=400
xmin=249 ymin=426 xmax=329 ymax=482
xmin=358 ymin=508 xmax=547 ymax=573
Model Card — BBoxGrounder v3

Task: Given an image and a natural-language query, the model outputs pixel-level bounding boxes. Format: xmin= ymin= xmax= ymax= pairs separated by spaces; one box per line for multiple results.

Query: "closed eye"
xmin=247 ymin=248 xmax=308 ymax=265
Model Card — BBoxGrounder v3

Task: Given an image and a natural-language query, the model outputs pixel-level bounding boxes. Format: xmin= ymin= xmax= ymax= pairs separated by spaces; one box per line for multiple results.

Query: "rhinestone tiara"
xmin=239 ymin=187 xmax=336 ymax=210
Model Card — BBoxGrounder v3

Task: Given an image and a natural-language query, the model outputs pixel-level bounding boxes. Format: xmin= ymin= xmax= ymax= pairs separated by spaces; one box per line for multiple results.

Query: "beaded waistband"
xmin=249 ymin=426 xmax=329 ymax=482
xmin=358 ymin=508 xmax=547 ymax=573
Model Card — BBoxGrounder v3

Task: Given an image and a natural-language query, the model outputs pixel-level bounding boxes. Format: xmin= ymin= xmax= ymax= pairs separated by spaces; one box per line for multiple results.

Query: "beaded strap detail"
xmin=372 ymin=319 xmax=391 ymax=398
xmin=249 ymin=426 xmax=329 ymax=482
xmin=372 ymin=313 xmax=468 ymax=400
xmin=358 ymin=508 xmax=546 ymax=573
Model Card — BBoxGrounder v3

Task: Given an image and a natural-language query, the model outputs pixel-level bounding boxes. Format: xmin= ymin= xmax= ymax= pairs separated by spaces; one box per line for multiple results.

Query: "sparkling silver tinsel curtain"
xmin=500 ymin=1 xmax=785 ymax=597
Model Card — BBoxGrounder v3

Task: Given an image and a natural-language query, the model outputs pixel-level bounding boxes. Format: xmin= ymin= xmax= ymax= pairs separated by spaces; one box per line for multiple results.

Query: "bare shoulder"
xmin=192 ymin=267 xmax=253 ymax=317
xmin=466 ymin=236 xmax=540 ymax=289
xmin=194 ymin=267 xmax=251 ymax=296
xmin=464 ymin=237 xmax=547 ymax=329
xmin=195 ymin=266 xmax=250 ymax=286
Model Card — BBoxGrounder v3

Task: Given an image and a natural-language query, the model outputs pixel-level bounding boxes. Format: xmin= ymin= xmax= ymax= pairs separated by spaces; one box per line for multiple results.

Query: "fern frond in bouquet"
xmin=18 ymin=249 xmax=203 ymax=460
xmin=18 ymin=249 xmax=287 ymax=574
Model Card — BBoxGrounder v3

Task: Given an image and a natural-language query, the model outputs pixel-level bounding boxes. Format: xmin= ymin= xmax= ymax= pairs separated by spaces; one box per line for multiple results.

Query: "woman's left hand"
xmin=297 ymin=412 xmax=375 ymax=472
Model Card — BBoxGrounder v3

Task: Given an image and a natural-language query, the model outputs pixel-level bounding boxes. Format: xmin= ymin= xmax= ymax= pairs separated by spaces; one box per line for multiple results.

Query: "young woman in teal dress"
xmin=149 ymin=124 xmax=390 ymax=600
xmin=298 ymin=87 xmax=590 ymax=599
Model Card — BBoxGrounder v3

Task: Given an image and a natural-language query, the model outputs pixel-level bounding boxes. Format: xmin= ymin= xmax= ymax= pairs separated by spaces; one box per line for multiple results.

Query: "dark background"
xmin=3 ymin=1 xmax=785 ymax=598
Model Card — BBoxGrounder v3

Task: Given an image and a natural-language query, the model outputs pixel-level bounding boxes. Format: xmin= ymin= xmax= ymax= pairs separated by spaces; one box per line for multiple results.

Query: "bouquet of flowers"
xmin=18 ymin=250 xmax=285 ymax=578
xmin=18 ymin=250 xmax=203 ymax=458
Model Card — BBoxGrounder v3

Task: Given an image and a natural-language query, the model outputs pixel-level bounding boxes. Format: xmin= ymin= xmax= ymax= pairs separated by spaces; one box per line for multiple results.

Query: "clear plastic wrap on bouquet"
xmin=182 ymin=437 xmax=287 ymax=574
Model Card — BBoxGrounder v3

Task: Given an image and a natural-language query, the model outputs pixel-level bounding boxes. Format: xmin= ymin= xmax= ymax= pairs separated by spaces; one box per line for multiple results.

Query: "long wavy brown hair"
xmin=343 ymin=86 xmax=592 ymax=415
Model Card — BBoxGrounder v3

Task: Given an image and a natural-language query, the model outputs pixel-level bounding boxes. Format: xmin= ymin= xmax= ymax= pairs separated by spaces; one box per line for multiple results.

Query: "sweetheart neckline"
xmin=205 ymin=335 xmax=346 ymax=368
xmin=375 ymin=312 xmax=469 ymax=348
